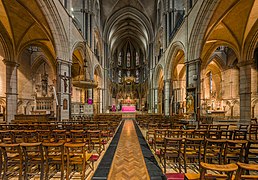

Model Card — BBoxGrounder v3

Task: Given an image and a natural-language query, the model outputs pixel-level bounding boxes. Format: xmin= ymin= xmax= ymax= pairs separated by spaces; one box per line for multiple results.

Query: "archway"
xmin=171 ymin=49 xmax=186 ymax=115
xmin=93 ymin=65 xmax=103 ymax=114
xmin=0 ymin=40 xmax=6 ymax=122
xmin=201 ymin=45 xmax=239 ymax=118
xmin=156 ymin=66 xmax=164 ymax=114
xmin=17 ymin=44 xmax=56 ymax=116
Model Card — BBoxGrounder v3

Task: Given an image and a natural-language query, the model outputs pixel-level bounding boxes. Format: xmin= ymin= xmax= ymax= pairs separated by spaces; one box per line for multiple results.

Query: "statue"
xmin=41 ymin=63 xmax=48 ymax=97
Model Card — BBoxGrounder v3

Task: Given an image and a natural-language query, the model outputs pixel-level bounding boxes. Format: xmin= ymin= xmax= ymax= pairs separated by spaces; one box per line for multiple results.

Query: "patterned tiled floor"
xmin=108 ymin=119 xmax=150 ymax=180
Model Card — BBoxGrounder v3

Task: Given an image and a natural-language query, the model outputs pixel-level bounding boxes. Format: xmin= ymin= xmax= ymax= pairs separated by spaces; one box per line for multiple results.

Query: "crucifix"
xmin=60 ymin=72 xmax=70 ymax=93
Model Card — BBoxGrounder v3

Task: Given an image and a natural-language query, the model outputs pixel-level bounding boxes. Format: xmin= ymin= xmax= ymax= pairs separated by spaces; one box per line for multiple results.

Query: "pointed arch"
xmin=165 ymin=41 xmax=186 ymax=80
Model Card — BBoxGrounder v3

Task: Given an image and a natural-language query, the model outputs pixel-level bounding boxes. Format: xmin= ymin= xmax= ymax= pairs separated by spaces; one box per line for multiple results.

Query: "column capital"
xmin=185 ymin=58 xmax=202 ymax=65
xmin=3 ymin=59 xmax=19 ymax=67
xmin=238 ymin=59 xmax=254 ymax=67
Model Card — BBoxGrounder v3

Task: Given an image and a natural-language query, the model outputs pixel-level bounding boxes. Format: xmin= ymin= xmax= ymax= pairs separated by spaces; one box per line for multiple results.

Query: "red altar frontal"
xmin=122 ymin=105 xmax=136 ymax=112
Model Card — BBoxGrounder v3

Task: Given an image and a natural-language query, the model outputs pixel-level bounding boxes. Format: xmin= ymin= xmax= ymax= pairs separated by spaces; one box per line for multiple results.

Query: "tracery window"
xmin=136 ymin=52 xmax=139 ymax=66
xmin=127 ymin=52 xmax=130 ymax=67
xmin=118 ymin=52 xmax=122 ymax=66
xmin=136 ymin=70 xmax=139 ymax=83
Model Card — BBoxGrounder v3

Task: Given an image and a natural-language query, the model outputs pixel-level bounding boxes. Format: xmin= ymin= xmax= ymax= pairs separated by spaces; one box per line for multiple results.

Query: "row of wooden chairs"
xmin=185 ymin=161 xmax=258 ymax=180
xmin=0 ymin=129 xmax=113 ymax=154
xmin=12 ymin=114 xmax=122 ymax=123
xmin=0 ymin=141 xmax=96 ymax=180
xmin=147 ymin=128 xmax=252 ymax=153
xmin=158 ymin=137 xmax=258 ymax=173
xmin=147 ymin=124 xmax=258 ymax=145
xmin=1 ymin=121 xmax=120 ymax=130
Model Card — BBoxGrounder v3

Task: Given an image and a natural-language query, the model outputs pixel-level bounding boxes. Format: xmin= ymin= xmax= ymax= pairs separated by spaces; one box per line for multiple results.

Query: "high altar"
xmin=121 ymin=98 xmax=136 ymax=112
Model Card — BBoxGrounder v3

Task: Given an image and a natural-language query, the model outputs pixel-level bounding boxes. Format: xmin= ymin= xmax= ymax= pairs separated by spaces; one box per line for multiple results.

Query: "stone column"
xmin=3 ymin=60 xmax=19 ymax=123
xmin=166 ymin=13 xmax=170 ymax=46
xmin=150 ymin=88 xmax=153 ymax=113
xmin=56 ymin=59 xmax=71 ymax=121
xmin=164 ymin=79 xmax=171 ymax=115
xmin=239 ymin=60 xmax=252 ymax=125
xmin=185 ymin=58 xmax=201 ymax=120
xmin=88 ymin=89 xmax=93 ymax=100
xmin=99 ymin=88 xmax=103 ymax=113
xmin=154 ymin=88 xmax=158 ymax=113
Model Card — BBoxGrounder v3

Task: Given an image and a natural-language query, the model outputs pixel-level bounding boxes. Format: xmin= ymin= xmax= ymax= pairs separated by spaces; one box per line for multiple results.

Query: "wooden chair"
xmin=239 ymin=125 xmax=249 ymax=131
xmin=182 ymin=129 xmax=195 ymax=138
xmin=0 ymin=143 xmax=23 ymax=180
xmin=207 ymin=130 xmax=222 ymax=139
xmin=37 ymin=130 xmax=52 ymax=143
xmin=223 ymin=140 xmax=247 ymax=164
xmin=198 ymin=124 xmax=210 ymax=130
xmin=52 ymin=130 xmax=68 ymax=143
xmin=153 ymin=129 xmax=167 ymax=153
xmin=23 ymin=130 xmax=38 ymax=143
xmin=245 ymin=140 xmax=258 ymax=163
xmin=87 ymin=130 xmax=104 ymax=155
xmin=98 ymin=123 xmax=110 ymax=141
xmin=185 ymin=124 xmax=197 ymax=130
xmin=209 ymin=125 xmax=220 ymax=130
xmin=146 ymin=129 xmax=155 ymax=149
xmin=167 ymin=129 xmax=182 ymax=138
xmin=148 ymin=123 xmax=159 ymax=130
xmin=160 ymin=123 xmax=171 ymax=129
xmin=203 ymin=138 xmax=226 ymax=164
xmin=11 ymin=130 xmax=24 ymax=143
xmin=221 ymin=129 xmax=234 ymax=140
xmin=64 ymin=143 xmax=92 ymax=180
xmin=235 ymin=162 xmax=258 ymax=180
xmin=173 ymin=123 xmax=184 ymax=130
xmin=219 ymin=124 xmax=230 ymax=130
xmin=233 ymin=129 xmax=247 ymax=140
xmin=161 ymin=137 xmax=183 ymax=173
xmin=0 ymin=130 xmax=12 ymax=143
xmin=70 ymin=130 xmax=85 ymax=143
xmin=20 ymin=142 xmax=44 ymax=180
xmin=193 ymin=129 xmax=207 ymax=138
xmin=200 ymin=162 xmax=238 ymax=179
xmin=249 ymin=124 xmax=258 ymax=140
xmin=183 ymin=138 xmax=203 ymax=173
xmin=43 ymin=142 xmax=65 ymax=180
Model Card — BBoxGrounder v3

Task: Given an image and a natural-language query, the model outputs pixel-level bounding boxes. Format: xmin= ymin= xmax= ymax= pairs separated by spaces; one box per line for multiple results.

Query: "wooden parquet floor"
xmin=108 ymin=120 xmax=150 ymax=180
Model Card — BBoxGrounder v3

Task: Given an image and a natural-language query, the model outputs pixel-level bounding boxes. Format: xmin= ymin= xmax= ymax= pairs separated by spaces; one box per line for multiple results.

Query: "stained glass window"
xmin=118 ymin=52 xmax=122 ymax=66
xmin=127 ymin=52 xmax=130 ymax=67
xmin=136 ymin=52 xmax=139 ymax=66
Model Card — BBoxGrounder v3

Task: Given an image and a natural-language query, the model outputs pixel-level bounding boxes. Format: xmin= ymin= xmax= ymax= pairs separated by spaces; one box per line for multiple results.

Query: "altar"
xmin=120 ymin=97 xmax=136 ymax=112
xmin=207 ymin=110 xmax=226 ymax=117
xmin=122 ymin=105 xmax=136 ymax=112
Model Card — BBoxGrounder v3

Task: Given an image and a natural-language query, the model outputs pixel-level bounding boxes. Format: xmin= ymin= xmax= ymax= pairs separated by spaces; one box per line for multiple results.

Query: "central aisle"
xmin=108 ymin=119 xmax=150 ymax=180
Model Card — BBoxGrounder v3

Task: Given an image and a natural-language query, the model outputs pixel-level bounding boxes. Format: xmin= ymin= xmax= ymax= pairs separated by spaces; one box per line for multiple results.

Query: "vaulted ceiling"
xmin=202 ymin=0 xmax=258 ymax=62
xmin=101 ymin=0 xmax=155 ymax=56
xmin=0 ymin=0 xmax=55 ymax=59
